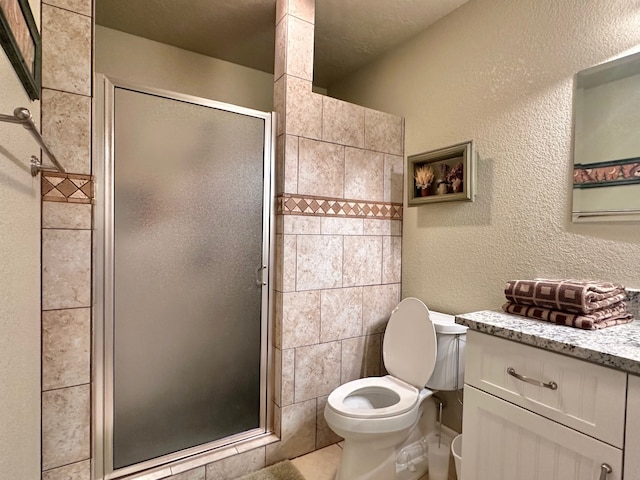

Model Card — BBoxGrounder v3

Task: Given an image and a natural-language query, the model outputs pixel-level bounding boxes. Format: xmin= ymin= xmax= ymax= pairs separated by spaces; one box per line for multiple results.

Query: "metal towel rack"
xmin=0 ymin=107 xmax=66 ymax=176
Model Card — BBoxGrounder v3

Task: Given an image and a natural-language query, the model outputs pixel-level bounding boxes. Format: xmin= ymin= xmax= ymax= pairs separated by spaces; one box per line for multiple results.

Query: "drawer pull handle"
xmin=599 ymin=463 xmax=612 ymax=480
xmin=507 ymin=367 xmax=558 ymax=390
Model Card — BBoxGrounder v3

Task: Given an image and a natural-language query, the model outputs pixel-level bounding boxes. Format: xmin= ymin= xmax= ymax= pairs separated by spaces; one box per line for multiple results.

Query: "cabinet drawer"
xmin=461 ymin=386 xmax=623 ymax=480
xmin=465 ymin=330 xmax=627 ymax=447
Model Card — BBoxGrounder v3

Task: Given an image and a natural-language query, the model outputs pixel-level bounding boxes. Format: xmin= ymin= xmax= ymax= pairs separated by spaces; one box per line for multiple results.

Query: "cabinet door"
xmin=461 ymin=386 xmax=622 ymax=480
xmin=626 ymin=375 xmax=640 ymax=480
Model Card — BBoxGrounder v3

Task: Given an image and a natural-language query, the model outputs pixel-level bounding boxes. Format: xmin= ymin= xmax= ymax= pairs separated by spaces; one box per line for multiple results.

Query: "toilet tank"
xmin=426 ymin=311 xmax=467 ymax=390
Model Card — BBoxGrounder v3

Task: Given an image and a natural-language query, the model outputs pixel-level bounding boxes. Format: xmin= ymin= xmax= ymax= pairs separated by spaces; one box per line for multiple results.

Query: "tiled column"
xmin=271 ymin=0 xmax=405 ymax=464
xmin=40 ymin=1 xmax=93 ymax=479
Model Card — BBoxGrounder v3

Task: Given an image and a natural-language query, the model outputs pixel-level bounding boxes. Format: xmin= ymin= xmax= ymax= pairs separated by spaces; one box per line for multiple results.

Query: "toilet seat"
xmin=383 ymin=297 xmax=437 ymax=388
xmin=327 ymin=376 xmax=419 ymax=419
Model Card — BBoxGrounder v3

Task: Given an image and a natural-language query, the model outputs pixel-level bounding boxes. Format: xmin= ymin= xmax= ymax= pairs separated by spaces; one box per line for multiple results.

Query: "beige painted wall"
xmin=95 ymin=26 xmax=274 ymax=112
xmin=0 ymin=0 xmax=41 ymax=477
xmin=330 ymin=0 xmax=640 ymax=316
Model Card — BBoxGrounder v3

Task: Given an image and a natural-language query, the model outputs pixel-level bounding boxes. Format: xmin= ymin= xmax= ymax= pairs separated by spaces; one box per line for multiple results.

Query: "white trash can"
xmin=451 ymin=434 xmax=463 ymax=479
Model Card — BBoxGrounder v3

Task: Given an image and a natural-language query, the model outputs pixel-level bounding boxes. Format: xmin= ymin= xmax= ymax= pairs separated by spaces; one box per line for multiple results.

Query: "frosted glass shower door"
xmin=110 ymin=86 xmax=271 ymax=470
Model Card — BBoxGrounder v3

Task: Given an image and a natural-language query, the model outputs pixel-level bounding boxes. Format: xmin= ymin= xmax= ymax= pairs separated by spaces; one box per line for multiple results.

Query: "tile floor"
xmin=290 ymin=443 xmax=458 ymax=480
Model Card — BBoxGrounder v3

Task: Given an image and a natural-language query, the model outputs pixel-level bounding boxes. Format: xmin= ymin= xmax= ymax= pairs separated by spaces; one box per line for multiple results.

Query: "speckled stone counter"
xmin=455 ymin=307 xmax=640 ymax=376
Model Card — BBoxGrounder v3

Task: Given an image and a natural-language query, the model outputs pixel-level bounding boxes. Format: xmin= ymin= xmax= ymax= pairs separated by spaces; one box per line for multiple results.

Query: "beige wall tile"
xmin=42 ymin=385 xmax=90 ymax=470
xmin=341 ymin=334 xmax=381 ymax=383
xmin=320 ymin=287 xmax=363 ymax=342
xmin=296 ymin=235 xmax=343 ymax=291
xmin=365 ymin=334 xmax=383 ymax=377
xmin=41 ymin=89 xmax=91 ymax=174
xmin=275 ymin=133 xmax=285 ymax=194
xmin=266 ymin=399 xmax=316 ymax=464
xmin=42 ymin=230 xmax=91 ymax=310
xmin=286 ymin=16 xmax=314 ymax=81
xmin=315 ymin=396 xmax=342 ymax=449
xmin=298 ymin=138 xmax=344 ymax=197
xmin=42 ymin=460 xmax=90 ymax=480
xmin=274 ymin=15 xmax=286 ymax=81
xmin=281 ymin=348 xmax=295 ymax=406
xmin=42 ymin=308 xmax=90 ymax=391
xmin=274 ymin=292 xmax=283 ymax=350
xmin=43 ymin=0 xmax=91 ymax=16
xmin=205 ymin=447 xmax=265 ymax=480
xmin=383 ymin=236 xmax=402 ymax=284
xmin=390 ymin=219 xmax=402 ymax=236
xmin=285 ymin=78 xmax=322 ymax=139
xmin=283 ymin=135 xmax=299 ymax=194
xmin=364 ymin=109 xmax=403 ymax=155
xmin=167 ymin=467 xmax=205 ymax=480
xmin=320 ymin=217 xmax=363 ymax=235
xmin=344 ymin=147 xmax=384 ymax=202
xmin=363 ymin=219 xmax=391 ymax=236
xmin=362 ymin=284 xmax=401 ymax=334
xmin=277 ymin=0 xmax=315 ymax=24
xmin=283 ymin=215 xmax=321 ymax=234
xmin=273 ymin=347 xmax=282 ymax=406
xmin=340 ymin=336 xmax=364 ymax=383
xmin=281 ymin=290 xmax=320 ymax=348
xmin=384 ymin=153 xmax=405 ymax=203
xmin=276 ymin=234 xmax=297 ymax=292
xmin=42 ymin=202 xmax=91 ymax=229
xmin=294 ymin=342 xmax=341 ymax=402
xmin=42 ymin=5 xmax=91 ymax=96
xmin=274 ymin=76 xmax=285 ymax=137
xmin=322 ymin=97 xmax=365 ymax=148
xmin=272 ymin=403 xmax=281 ymax=438
xmin=342 ymin=236 xmax=382 ymax=287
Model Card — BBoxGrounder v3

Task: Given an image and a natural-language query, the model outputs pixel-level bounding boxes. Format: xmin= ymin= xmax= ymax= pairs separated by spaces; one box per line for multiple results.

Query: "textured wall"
xmin=330 ymin=0 xmax=640 ymax=316
xmin=95 ymin=26 xmax=275 ymax=112
xmin=0 ymin=1 xmax=41 ymax=477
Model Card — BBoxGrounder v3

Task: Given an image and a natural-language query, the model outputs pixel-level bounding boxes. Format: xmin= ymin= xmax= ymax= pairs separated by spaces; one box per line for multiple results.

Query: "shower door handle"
xmin=256 ymin=265 xmax=267 ymax=286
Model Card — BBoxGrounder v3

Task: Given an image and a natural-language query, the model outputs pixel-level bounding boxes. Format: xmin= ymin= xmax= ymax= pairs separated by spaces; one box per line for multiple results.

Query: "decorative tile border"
xmin=277 ymin=193 xmax=402 ymax=220
xmin=42 ymin=172 xmax=93 ymax=204
xmin=573 ymin=157 xmax=640 ymax=188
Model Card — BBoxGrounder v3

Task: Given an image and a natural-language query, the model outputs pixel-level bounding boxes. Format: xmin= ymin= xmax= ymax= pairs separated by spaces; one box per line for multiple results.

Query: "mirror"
xmin=572 ymin=51 xmax=640 ymax=222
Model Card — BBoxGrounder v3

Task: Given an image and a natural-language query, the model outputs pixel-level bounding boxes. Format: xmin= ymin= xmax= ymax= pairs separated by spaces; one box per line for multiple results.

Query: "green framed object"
xmin=407 ymin=140 xmax=475 ymax=206
xmin=0 ymin=0 xmax=41 ymax=100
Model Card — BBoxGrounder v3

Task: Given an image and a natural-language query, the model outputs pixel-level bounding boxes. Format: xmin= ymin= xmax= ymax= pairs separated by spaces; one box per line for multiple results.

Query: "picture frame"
xmin=0 ymin=0 xmax=41 ymax=100
xmin=407 ymin=140 xmax=475 ymax=206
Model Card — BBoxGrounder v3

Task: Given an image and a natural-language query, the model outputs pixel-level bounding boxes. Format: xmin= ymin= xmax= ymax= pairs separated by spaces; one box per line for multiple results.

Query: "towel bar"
xmin=0 ymin=107 xmax=66 ymax=176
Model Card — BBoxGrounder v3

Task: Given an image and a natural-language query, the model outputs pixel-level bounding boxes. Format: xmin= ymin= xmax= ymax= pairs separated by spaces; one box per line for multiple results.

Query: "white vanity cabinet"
xmin=625 ymin=375 xmax=640 ymax=480
xmin=461 ymin=330 xmax=627 ymax=480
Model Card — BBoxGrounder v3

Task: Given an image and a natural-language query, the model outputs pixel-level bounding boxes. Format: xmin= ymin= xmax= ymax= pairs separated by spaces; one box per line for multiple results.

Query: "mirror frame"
xmin=571 ymin=51 xmax=640 ymax=222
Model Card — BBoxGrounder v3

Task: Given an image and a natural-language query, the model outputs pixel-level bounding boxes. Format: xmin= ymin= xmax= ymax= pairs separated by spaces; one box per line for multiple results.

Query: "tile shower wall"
xmin=40 ymin=1 xmax=93 ymax=479
xmin=38 ymin=0 xmax=403 ymax=478
xmin=268 ymin=0 xmax=405 ymax=463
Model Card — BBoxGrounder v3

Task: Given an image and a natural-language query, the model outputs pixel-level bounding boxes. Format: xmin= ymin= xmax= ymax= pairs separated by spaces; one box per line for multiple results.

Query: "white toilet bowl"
xmin=324 ymin=297 xmax=466 ymax=480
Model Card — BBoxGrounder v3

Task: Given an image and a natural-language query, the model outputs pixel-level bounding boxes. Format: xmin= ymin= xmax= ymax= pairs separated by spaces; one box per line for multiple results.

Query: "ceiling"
xmin=95 ymin=0 xmax=469 ymax=88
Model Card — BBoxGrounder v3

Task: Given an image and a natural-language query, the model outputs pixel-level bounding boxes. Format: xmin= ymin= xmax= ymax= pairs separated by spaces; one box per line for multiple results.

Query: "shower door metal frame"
xmin=93 ymin=75 xmax=275 ymax=480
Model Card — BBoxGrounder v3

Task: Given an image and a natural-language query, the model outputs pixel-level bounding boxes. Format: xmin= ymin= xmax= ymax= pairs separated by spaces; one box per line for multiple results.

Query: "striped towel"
xmin=502 ymin=301 xmax=633 ymax=330
xmin=505 ymin=279 xmax=627 ymax=314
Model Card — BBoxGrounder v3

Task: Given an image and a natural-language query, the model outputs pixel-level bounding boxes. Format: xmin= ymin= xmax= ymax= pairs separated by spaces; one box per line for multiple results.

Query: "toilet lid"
xmin=383 ymin=297 xmax=437 ymax=389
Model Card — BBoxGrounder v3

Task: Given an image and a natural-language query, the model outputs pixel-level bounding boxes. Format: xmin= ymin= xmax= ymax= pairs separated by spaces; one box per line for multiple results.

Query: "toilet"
xmin=324 ymin=297 xmax=467 ymax=480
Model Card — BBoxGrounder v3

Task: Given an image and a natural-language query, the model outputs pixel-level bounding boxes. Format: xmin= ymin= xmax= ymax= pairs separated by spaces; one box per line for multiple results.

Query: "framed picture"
xmin=407 ymin=140 xmax=475 ymax=206
xmin=0 ymin=0 xmax=41 ymax=100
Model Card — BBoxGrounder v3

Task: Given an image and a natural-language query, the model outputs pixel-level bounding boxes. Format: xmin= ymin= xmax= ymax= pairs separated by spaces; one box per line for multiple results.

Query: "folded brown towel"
xmin=505 ymin=279 xmax=627 ymax=314
xmin=502 ymin=301 xmax=634 ymax=330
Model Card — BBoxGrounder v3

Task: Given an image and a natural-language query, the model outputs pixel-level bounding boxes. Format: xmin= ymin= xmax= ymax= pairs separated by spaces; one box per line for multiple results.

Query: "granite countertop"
xmin=455 ymin=309 xmax=640 ymax=375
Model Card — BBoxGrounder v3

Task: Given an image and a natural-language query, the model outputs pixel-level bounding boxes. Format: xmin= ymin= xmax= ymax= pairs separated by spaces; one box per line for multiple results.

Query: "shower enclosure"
xmin=94 ymin=77 xmax=274 ymax=478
